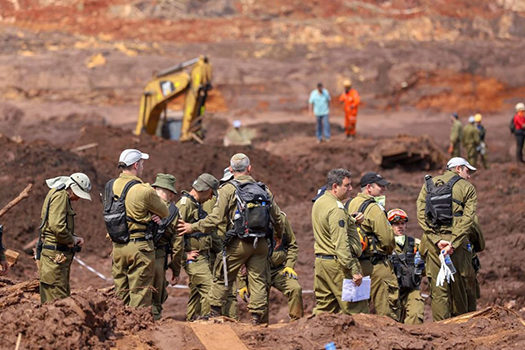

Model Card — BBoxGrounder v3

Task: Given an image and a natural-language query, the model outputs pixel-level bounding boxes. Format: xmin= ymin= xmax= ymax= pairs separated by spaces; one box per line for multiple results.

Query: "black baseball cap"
xmin=360 ymin=172 xmax=390 ymax=187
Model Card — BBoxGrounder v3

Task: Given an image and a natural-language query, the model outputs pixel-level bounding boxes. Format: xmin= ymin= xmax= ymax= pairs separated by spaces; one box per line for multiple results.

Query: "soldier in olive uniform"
xmin=178 ymin=153 xmax=284 ymax=325
xmin=239 ymin=211 xmax=304 ymax=321
xmin=312 ymin=168 xmax=366 ymax=315
xmin=347 ymin=172 xmax=398 ymax=320
xmin=416 ymin=157 xmax=478 ymax=321
xmin=151 ymin=173 xmax=183 ymax=320
xmin=111 ymin=149 xmax=169 ymax=308
xmin=462 ymin=116 xmax=481 ymax=168
xmin=39 ymin=173 xmax=92 ymax=303
xmin=387 ymin=209 xmax=425 ymax=324
xmin=467 ymin=215 xmax=484 ymax=312
xmin=448 ymin=113 xmax=462 ymax=157
xmin=176 ymin=173 xmax=219 ymax=321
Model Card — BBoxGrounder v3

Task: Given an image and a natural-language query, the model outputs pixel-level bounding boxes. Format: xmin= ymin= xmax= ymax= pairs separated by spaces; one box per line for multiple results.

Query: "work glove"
xmin=436 ymin=251 xmax=455 ymax=287
xmin=238 ymin=286 xmax=250 ymax=303
xmin=280 ymin=266 xmax=298 ymax=279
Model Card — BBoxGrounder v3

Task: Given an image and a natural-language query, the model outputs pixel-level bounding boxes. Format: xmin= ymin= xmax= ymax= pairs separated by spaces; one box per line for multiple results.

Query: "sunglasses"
xmin=390 ymin=216 xmax=408 ymax=224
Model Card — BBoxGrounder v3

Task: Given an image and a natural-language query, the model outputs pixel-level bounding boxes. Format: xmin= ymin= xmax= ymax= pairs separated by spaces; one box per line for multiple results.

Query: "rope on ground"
xmin=73 ymin=257 xmax=315 ymax=293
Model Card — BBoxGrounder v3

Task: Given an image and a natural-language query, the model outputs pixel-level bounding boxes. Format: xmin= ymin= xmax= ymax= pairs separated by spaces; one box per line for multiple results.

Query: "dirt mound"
xmin=0 ymin=278 xmax=153 ymax=350
xmin=241 ymin=307 xmax=525 ymax=349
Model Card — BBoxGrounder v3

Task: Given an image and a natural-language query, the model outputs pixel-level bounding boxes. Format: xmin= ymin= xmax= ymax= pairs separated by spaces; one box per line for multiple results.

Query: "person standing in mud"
xmin=387 ymin=209 xmax=425 ymax=324
xmin=309 ymin=82 xmax=331 ymax=143
xmin=346 ymin=172 xmax=398 ymax=320
xmin=151 ymin=173 xmax=183 ymax=320
xmin=38 ymin=173 xmax=92 ymax=303
xmin=416 ymin=157 xmax=478 ymax=321
xmin=178 ymin=153 xmax=284 ymax=325
xmin=110 ymin=149 xmax=169 ymax=308
xmin=175 ymin=173 xmax=219 ymax=321
xmin=462 ymin=116 xmax=480 ymax=168
xmin=512 ymin=102 xmax=525 ymax=163
xmin=338 ymin=79 xmax=360 ymax=139
xmin=312 ymin=168 xmax=366 ymax=315
xmin=448 ymin=113 xmax=462 ymax=157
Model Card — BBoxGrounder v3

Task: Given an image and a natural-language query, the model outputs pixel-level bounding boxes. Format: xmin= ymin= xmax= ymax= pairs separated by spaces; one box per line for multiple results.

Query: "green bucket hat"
xmin=192 ymin=173 xmax=219 ymax=195
xmin=152 ymin=173 xmax=177 ymax=194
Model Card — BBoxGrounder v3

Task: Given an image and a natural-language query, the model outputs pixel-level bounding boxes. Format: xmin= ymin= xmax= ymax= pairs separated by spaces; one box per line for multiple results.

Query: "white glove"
xmin=436 ymin=251 xmax=455 ymax=287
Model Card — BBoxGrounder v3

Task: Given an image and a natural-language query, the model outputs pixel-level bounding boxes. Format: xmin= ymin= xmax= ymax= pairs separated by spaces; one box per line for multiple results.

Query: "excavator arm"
xmin=134 ymin=57 xmax=212 ymax=139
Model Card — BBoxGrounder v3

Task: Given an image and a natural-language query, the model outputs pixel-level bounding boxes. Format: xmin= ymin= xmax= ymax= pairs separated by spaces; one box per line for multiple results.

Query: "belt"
xmin=358 ymin=256 xmax=370 ymax=261
xmin=43 ymin=244 xmax=74 ymax=252
xmin=129 ymin=237 xmax=150 ymax=242
xmin=315 ymin=254 xmax=336 ymax=260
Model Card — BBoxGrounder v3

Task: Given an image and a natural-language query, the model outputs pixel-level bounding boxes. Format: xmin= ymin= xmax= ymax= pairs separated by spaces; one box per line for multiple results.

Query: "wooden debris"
xmin=0 ymin=183 xmax=32 ymax=218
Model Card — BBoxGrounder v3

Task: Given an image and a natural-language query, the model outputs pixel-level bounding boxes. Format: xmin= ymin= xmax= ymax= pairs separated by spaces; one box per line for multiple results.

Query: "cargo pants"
xmin=270 ymin=266 xmax=304 ymax=320
xmin=185 ymin=254 xmax=213 ymax=320
xmin=313 ymin=258 xmax=368 ymax=315
xmin=112 ymin=240 xmax=155 ymax=308
xmin=370 ymin=259 xmax=400 ymax=321
xmin=423 ymin=236 xmax=475 ymax=321
xmin=208 ymin=238 xmax=269 ymax=316
xmin=39 ymin=248 xmax=74 ymax=304
xmin=152 ymin=248 xmax=169 ymax=320
xmin=399 ymin=288 xmax=425 ymax=324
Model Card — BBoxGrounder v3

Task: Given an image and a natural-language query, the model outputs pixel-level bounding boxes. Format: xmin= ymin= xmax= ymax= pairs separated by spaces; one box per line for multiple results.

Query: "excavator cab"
xmin=134 ymin=56 xmax=212 ymax=142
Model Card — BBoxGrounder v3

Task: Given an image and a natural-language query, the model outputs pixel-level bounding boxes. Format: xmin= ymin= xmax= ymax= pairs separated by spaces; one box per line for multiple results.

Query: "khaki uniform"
xmin=312 ymin=191 xmax=366 ymax=315
xmin=203 ymin=196 xmax=238 ymax=319
xmin=191 ymin=174 xmax=284 ymax=317
xmin=416 ymin=170 xmax=477 ymax=321
xmin=462 ymin=124 xmax=481 ymax=167
xmin=177 ymin=191 xmax=214 ymax=320
xmin=39 ymin=188 xmax=77 ymax=303
xmin=152 ymin=201 xmax=182 ymax=320
xmin=347 ymin=193 xmax=398 ymax=320
xmin=392 ymin=236 xmax=425 ymax=324
xmin=450 ymin=119 xmax=463 ymax=157
xmin=268 ymin=214 xmax=303 ymax=319
xmin=111 ymin=173 xmax=169 ymax=308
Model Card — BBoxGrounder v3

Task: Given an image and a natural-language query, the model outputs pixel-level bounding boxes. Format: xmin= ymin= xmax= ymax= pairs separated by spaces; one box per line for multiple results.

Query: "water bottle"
xmin=325 ymin=342 xmax=336 ymax=350
xmin=234 ymin=210 xmax=241 ymax=220
xmin=466 ymin=243 xmax=473 ymax=252
xmin=442 ymin=251 xmax=457 ymax=274
xmin=414 ymin=251 xmax=423 ymax=275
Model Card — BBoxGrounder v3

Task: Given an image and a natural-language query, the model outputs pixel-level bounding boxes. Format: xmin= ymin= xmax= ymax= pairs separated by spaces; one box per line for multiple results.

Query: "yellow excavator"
xmin=134 ymin=56 xmax=212 ymax=142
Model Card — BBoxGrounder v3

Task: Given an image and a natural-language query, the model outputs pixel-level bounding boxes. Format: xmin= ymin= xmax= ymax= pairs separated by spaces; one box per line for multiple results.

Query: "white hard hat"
xmin=516 ymin=102 xmax=525 ymax=112
xmin=232 ymin=120 xmax=242 ymax=128
xmin=69 ymin=173 xmax=92 ymax=201
xmin=468 ymin=116 xmax=475 ymax=123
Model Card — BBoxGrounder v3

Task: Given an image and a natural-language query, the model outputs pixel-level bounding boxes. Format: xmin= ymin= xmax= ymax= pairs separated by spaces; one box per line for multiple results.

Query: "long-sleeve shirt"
xmin=270 ymin=213 xmax=298 ymax=269
xmin=40 ymin=188 xmax=75 ymax=246
xmin=416 ymin=170 xmax=477 ymax=250
xmin=312 ymin=191 xmax=362 ymax=275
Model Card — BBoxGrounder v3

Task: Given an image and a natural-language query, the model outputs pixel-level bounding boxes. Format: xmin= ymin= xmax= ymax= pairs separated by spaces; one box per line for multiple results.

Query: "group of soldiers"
xmin=34 ymin=146 xmax=482 ymax=325
xmin=36 ymin=150 xmax=302 ymax=324
xmin=448 ymin=112 xmax=488 ymax=169
xmin=312 ymin=156 xmax=483 ymax=323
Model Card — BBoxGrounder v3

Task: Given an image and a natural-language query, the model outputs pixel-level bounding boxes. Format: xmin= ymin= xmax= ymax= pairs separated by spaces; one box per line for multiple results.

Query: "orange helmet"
xmin=387 ymin=208 xmax=408 ymax=223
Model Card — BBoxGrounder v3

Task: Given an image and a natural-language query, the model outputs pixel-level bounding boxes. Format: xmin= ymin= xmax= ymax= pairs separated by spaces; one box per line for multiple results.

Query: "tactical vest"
xmin=181 ymin=193 xmax=211 ymax=251
xmin=389 ymin=236 xmax=421 ymax=291
xmin=153 ymin=202 xmax=179 ymax=247
xmin=353 ymin=198 xmax=388 ymax=264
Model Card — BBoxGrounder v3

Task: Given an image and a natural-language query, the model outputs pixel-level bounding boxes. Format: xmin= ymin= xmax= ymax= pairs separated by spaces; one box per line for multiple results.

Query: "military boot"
xmin=209 ymin=305 xmax=222 ymax=317
xmin=251 ymin=313 xmax=262 ymax=326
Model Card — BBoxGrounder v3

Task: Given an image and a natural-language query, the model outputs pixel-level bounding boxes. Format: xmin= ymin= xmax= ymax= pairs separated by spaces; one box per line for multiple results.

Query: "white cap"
xmin=232 ymin=120 xmax=242 ymax=128
xmin=70 ymin=173 xmax=92 ymax=201
xmin=516 ymin=102 xmax=525 ymax=111
xmin=119 ymin=149 xmax=149 ymax=166
xmin=447 ymin=157 xmax=477 ymax=171
xmin=468 ymin=116 xmax=475 ymax=123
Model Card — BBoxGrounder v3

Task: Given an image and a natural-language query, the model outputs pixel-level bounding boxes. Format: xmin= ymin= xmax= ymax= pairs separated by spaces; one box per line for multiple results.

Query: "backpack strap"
xmin=161 ymin=203 xmax=179 ymax=228
xmin=403 ymin=236 xmax=416 ymax=255
xmin=446 ymin=175 xmax=465 ymax=209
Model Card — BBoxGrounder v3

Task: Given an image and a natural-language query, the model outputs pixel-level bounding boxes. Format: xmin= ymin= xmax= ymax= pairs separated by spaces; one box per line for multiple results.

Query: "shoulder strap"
xmin=161 ymin=203 xmax=179 ymax=227
xmin=39 ymin=187 xmax=65 ymax=230
xmin=424 ymin=175 xmax=434 ymax=193
xmin=403 ymin=236 xmax=416 ymax=254
xmin=447 ymin=175 xmax=465 ymax=207
xmin=358 ymin=198 xmax=376 ymax=215
xmin=119 ymin=179 xmax=140 ymax=202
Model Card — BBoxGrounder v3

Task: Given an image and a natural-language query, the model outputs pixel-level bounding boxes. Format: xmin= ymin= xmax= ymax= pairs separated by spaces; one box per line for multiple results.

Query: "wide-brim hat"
xmin=152 ymin=173 xmax=177 ymax=194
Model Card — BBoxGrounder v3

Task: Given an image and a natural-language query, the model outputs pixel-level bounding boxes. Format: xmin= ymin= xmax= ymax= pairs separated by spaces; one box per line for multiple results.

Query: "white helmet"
xmin=516 ymin=102 xmax=525 ymax=112
xmin=70 ymin=173 xmax=92 ymax=200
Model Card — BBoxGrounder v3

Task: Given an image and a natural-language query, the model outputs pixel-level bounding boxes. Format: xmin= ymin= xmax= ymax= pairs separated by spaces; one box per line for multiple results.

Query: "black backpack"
xmin=510 ymin=115 xmax=516 ymax=134
xmin=153 ymin=202 xmax=179 ymax=245
xmin=102 ymin=179 xmax=140 ymax=244
xmin=424 ymin=174 xmax=463 ymax=228
xmin=229 ymin=180 xmax=272 ymax=240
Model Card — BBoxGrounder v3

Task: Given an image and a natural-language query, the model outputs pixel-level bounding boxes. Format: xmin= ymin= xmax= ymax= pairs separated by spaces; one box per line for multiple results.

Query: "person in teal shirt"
xmin=309 ymin=82 xmax=331 ymax=143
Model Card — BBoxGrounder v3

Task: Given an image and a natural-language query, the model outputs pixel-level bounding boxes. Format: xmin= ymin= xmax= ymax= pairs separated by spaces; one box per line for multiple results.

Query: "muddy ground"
xmin=0 ymin=1 xmax=525 ymax=349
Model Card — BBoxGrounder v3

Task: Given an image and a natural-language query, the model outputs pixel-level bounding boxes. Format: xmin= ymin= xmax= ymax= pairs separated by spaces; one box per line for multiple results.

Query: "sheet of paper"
xmin=342 ymin=276 xmax=371 ymax=302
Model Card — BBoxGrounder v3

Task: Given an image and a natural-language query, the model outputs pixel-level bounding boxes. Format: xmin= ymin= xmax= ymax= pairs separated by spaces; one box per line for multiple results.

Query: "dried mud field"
xmin=1 ymin=1 xmax=525 ymax=349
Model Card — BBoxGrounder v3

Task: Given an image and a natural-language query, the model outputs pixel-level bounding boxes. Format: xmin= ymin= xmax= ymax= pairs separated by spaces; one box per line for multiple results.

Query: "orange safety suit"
xmin=339 ymin=89 xmax=360 ymax=136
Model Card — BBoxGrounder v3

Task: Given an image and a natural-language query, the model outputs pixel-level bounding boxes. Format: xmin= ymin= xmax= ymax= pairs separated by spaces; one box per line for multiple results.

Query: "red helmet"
xmin=387 ymin=208 xmax=408 ymax=223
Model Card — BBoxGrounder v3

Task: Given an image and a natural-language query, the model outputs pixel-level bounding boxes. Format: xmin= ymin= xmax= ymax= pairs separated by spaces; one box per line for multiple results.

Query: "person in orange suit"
xmin=339 ymin=79 xmax=360 ymax=139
